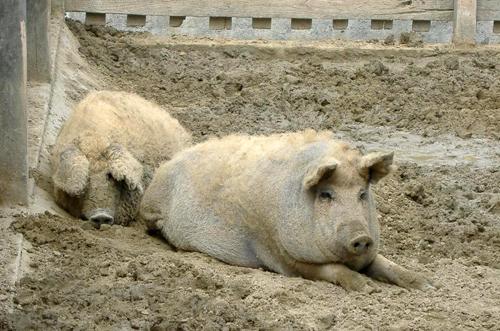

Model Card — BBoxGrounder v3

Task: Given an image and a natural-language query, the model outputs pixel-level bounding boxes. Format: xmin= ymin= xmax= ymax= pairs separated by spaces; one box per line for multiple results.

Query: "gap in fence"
xmin=494 ymin=21 xmax=500 ymax=34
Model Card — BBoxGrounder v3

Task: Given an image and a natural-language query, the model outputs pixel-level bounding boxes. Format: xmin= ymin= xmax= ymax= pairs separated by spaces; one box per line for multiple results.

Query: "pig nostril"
xmin=348 ymin=235 xmax=373 ymax=255
xmin=89 ymin=213 xmax=114 ymax=227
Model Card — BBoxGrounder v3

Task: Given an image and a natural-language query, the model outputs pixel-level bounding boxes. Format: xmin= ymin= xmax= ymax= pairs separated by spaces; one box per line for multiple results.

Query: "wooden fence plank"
xmin=453 ymin=0 xmax=477 ymax=45
xmin=0 ymin=0 xmax=29 ymax=206
xmin=27 ymin=0 xmax=51 ymax=82
xmin=52 ymin=0 xmax=66 ymax=17
xmin=477 ymin=0 xmax=500 ymax=21
xmin=65 ymin=0 xmax=454 ymax=21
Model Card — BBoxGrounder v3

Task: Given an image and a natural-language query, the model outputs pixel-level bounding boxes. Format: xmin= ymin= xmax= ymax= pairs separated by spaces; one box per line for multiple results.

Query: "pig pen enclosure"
xmin=1 ymin=0 xmax=500 ymax=330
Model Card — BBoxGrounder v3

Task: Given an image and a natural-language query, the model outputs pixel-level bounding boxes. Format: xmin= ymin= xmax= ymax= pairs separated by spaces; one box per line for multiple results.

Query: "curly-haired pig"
xmin=140 ymin=130 xmax=432 ymax=291
xmin=51 ymin=91 xmax=191 ymax=227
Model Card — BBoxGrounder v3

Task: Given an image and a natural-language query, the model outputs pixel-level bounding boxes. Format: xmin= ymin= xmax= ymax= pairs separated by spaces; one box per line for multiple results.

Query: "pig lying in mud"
xmin=140 ymin=130 xmax=432 ymax=291
xmin=51 ymin=91 xmax=191 ymax=227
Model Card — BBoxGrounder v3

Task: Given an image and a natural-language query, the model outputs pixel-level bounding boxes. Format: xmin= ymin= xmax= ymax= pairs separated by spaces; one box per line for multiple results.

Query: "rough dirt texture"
xmin=2 ymin=21 xmax=500 ymax=330
xmin=68 ymin=22 xmax=500 ymax=142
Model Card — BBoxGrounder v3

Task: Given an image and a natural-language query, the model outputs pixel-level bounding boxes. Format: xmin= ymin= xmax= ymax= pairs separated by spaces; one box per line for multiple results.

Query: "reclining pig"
xmin=51 ymin=91 xmax=191 ymax=227
xmin=140 ymin=130 xmax=432 ymax=291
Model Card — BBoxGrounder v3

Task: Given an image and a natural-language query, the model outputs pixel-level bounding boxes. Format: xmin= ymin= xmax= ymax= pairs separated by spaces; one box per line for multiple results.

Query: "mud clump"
xmin=400 ymin=32 xmax=424 ymax=47
xmin=362 ymin=60 xmax=389 ymax=76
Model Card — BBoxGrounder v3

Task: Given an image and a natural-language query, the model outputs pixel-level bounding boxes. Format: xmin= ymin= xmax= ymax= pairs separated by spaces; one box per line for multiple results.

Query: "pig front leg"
xmin=294 ymin=262 xmax=380 ymax=292
xmin=364 ymin=254 xmax=434 ymax=290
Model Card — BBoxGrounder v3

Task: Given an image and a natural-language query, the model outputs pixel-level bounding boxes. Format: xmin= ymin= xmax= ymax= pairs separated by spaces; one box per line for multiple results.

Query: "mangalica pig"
xmin=51 ymin=91 xmax=191 ymax=227
xmin=140 ymin=130 xmax=432 ymax=291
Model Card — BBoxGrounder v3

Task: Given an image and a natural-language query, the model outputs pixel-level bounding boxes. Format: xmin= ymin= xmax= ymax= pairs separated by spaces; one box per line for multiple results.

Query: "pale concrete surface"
xmin=65 ymin=12 xmax=500 ymax=44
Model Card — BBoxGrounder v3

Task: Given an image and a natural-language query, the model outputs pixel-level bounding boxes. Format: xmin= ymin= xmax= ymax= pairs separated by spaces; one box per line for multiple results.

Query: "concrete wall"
xmin=67 ymin=12 xmax=461 ymax=43
xmin=66 ymin=12 xmax=500 ymax=44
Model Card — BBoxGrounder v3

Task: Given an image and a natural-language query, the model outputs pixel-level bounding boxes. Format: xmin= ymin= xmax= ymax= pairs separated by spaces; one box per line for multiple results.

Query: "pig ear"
xmin=53 ymin=146 xmax=89 ymax=197
xmin=359 ymin=152 xmax=395 ymax=184
xmin=105 ymin=143 xmax=144 ymax=193
xmin=303 ymin=157 xmax=338 ymax=190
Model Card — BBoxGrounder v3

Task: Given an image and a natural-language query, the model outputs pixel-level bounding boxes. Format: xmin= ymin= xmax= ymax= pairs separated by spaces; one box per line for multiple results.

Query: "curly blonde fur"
xmin=52 ymin=91 xmax=191 ymax=225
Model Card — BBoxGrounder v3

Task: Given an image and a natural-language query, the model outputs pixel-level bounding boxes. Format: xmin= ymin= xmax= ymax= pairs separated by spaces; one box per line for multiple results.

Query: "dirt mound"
xmin=377 ymin=164 xmax=500 ymax=268
xmin=7 ymin=210 xmax=500 ymax=330
xmin=68 ymin=21 xmax=500 ymax=142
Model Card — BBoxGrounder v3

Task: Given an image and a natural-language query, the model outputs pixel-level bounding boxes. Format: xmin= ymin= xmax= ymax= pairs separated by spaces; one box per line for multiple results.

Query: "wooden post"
xmin=0 ymin=0 xmax=29 ymax=206
xmin=453 ymin=0 xmax=477 ymax=46
xmin=27 ymin=0 xmax=51 ymax=82
xmin=51 ymin=0 xmax=65 ymax=17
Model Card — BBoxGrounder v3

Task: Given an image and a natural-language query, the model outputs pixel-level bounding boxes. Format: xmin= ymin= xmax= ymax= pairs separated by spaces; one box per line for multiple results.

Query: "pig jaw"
xmin=333 ymin=222 xmax=380 ymax=271
xmin=342 ymin=247 xmax=379 ymax=271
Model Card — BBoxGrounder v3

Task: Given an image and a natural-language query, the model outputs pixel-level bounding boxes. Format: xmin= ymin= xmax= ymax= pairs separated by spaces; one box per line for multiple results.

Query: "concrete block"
xmin=476 ymin=21 xmax=500 ymax=45
xmin=423 ymin=21 xmax=453 ymax=43
xmin=66 ymin=12 xmax=459 ymax=44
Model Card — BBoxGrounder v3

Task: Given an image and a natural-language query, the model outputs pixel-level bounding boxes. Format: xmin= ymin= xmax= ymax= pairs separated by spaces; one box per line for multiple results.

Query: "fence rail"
xmin=65 ymin=0 xmax=457 ymax=21
xmin=65 ymin=0 xmax=500 ymax=21
xmin=65 ymin=0 xmax=500 ymax=45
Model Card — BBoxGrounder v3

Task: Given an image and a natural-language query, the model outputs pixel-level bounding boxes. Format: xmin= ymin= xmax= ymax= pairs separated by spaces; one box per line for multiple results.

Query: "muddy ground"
xmin=3 ymin=21 xmax=500 ymax=330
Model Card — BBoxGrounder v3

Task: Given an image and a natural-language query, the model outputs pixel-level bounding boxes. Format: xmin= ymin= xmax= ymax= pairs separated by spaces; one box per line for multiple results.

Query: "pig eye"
xmin=319 ymin=190 xmax=335 ymax=201
xmin=359 ymin=189 xmax=368 ymax=201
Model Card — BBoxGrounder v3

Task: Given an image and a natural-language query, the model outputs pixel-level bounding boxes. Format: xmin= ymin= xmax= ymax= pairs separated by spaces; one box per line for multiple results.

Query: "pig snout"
xmin=86 ymin=209 xmax=115 ymax=228
xmin=347 ymin=234 xmax=373 ymax=255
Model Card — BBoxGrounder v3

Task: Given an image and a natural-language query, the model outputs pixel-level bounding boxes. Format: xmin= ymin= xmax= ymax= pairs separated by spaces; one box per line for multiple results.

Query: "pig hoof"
xmin=414 ymin=277 xmax=435 ymax=291
xmin=400 ymin=273 xmax=435 ymax=291
xmin=339 ymin=273 xmax=379 ymax=292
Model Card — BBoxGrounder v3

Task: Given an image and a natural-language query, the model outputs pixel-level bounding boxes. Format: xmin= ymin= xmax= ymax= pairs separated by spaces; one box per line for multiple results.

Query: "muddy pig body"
xmin=140 ymin=130 xmax=431 ymax=291
xmin=51 ymin=91 xmax=191 ymax=226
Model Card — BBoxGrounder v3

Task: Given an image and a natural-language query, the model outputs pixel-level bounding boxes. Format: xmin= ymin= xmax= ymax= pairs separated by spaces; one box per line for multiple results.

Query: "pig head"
xmin=52 ymin=143 xmax=144 ymax=227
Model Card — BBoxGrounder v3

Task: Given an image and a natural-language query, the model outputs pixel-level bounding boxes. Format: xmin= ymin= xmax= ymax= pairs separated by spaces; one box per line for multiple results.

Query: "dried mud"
xmin=3 ymin=21 xmax=500 ymax=330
